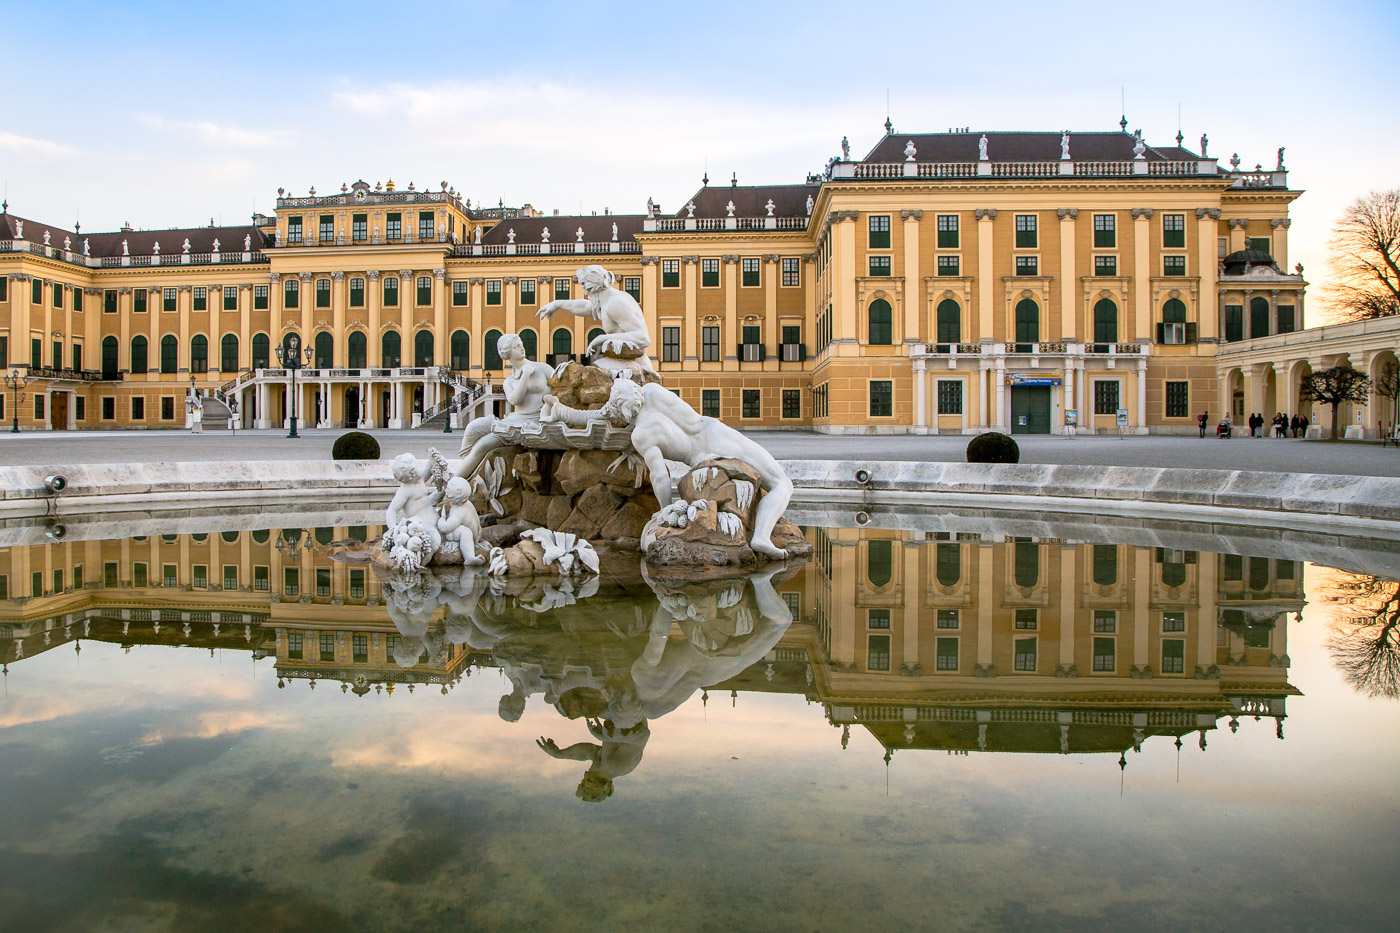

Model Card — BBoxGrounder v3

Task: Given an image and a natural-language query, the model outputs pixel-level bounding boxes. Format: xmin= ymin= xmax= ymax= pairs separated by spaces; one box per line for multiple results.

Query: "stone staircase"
xmin=199 ymin=395 xmax=233 ymax=430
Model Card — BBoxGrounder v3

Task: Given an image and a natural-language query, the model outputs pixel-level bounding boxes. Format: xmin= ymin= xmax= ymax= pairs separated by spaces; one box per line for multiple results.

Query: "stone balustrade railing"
xmin=832 ymin=159 xmax=1218 ymax=180
xmin=451 ymin=241 xmax=641 ymax=257
xmin=642 ymin=216 xmax=809 ymax=233
xmin=916 ymin=341 xmax=1149 ymax=358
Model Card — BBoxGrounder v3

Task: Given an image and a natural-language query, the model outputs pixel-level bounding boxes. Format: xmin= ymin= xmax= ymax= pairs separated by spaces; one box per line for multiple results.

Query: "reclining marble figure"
xmin=456 ymin=332 xmax=554 ymax=479
xmin=540 ymin=378 xmax=794 ymax=559
xmin=537 ymin=265 xmax=658 ymax=377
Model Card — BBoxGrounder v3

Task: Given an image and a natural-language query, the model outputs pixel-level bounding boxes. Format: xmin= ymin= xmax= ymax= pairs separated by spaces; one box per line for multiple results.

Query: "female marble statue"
xmin=455 ymin=333 xmax=553 ymax=479
xmin=536 ymin=265 xmax=657 ymax=376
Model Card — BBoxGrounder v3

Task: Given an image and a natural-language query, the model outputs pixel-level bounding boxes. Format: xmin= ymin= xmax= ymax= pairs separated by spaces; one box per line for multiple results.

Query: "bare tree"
xmin=1375 ymin=359 xmax=1400 ymax=432
xmin=1327 ymin=189 xmax=1400 ymax=321
xmin=1300 ymin=365 xmax=1371 ymax=439
xmin=1325 ymin=572 xmax=1400 ymax=700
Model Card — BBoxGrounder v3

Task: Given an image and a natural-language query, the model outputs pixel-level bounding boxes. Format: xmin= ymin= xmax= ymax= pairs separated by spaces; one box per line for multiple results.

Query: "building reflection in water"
xmin=0 ymin=523 xmax=1307 ymax=792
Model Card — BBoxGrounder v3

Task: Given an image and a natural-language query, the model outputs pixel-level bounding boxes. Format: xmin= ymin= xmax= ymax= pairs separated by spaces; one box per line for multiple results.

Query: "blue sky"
xmin=3 ymin=0 xmax=1396 ymax=318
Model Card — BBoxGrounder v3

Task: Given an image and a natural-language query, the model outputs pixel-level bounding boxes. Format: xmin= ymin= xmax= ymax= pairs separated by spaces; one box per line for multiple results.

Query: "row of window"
xmin=0 ymin=278 xmax=88 ymax=310
xmin=694 ymin=387 xmax=803 ymax=420
xmin=286 ymin=211 xmax=445 ymax=245
xmin=659 ymin=257 xmax=802 ymax=288
xmin=657 ymin=324 xmax=806 ymax=363
xmin=1223 ymin=298 xmax=1297 ymax=341
xmin=865 ymin=212 xmax=1193 ymax=250
xmin=864 ymin=632 xmax=1189 ymax=674
xmin=865 ymin=607 xmax=1191 ymax=634
xmin=865 ymin=296 xmax=1196 ymax=347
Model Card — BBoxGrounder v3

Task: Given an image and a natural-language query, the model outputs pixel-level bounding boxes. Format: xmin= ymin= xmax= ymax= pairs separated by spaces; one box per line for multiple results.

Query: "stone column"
xmin=993 ymin=355 xmax=1006 ymax=432
xmin=298 ymin=271 xmax=313 ymax=341
xmin=978 ymin=359 xmax=990 ymax=431
xmin=433 ymin=269 xmax=447 ymax=365
xmin=1246 ymin=363 xmax=1268 ymax=425
xmin=10 ymin=274 xmax=32 ymax=368
xmin=901 ymin=210 xmax=921 ymax=343
xmin=722 ymin=255 xmax=739 ymax=370
xmin=503 ymin=274 xmax=518 ymax=342
xmin=1196 ymin=208 xmax=1221 ymax=344
xmin=470 ymin=278 xmax=485 ymax=373
xmin=1229 ymin=217 xmax=1248 ymax=253
xmin=256 ymin=379 xmax=270 ymax=429
xmin=901 ymin=537 xmax=921 ymax=672
xmin=976 ymin=209 xmax=996 ymax=341
xmin=913 ymin=357 xmax=927 ymax=432
xmin=1271 ymin=218 xmax=1291 ymax=269
xmin=1063 ymin=359 xmax=1076 ymax=435
xmin=1132 ymin=208 xmax=1153 ymax=343
xmin=833 ymin=212 xmax=858 ymax=350
xmin=763 ymin=254 xmax=780 ymax=369
xmin=1133 ymin=547 xmax=1150 ymax=673
xmin=1059 ymin=544 xmax=1076 ymax=674
xmin=399 ymin=270 xmax=414 ymax=353
xmin=977 ymin=543 xmax=995 ymax=671
xmin=1057 ymin=209 xmax=1078 ymax=342
xmin=331 ymin=271 xmax=346 ymax=367
xmin=1135 ymin=358 xmax=1148 ymax=434
xmin=366 ymin=271 xmax=381 ymax=367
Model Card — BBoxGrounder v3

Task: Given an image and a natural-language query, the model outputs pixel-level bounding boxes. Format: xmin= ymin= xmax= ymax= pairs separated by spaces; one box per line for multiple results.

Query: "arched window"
xmin=484 ymin=329 xmax=504 ymax=370
xmin=252 ymin=333 xmax=270 ymax=369
xmin=313 ymin=332 xmax=332 ymax=368
xmin=936 ymin=299 xmax=961 ymax=344
xmin=382 ymin=330 xmax=401 ymax=368
xmin=283 ymin=277 xmax=299 ymax=309
xmin=251 ymin=529 xmax=269 ymax=544
xmin=935 ymin=542 xmax=960 ymax=587
xmin=129 ymin=336 xmax=147 ymax=375
xmin=1160 ymin=298 xmax=1188 ymax=345
xmin=1092 ymin=545 xmax=1118 ymax=585
xmin=1161 ymin=559 xmax=1187 ymax=588
xmin=348 ymin=525 xmax=368 ymax=543
xmin=160 ymin=335 xmax=178 ymax=374
xmin=414 ymin=330 xmax=434 ymax=367
xmin=520 ymin=328 xmax=537 ymax=361
xmin=450 ymin=330 xmax=470 ymax=370
xmin=190 ymin=335 xmax=208 ymax=373
xmin=867 ymin=539 xmax=893 ymax=587
xmin=348 ymin=331 xmax=367 ymax=368
xmin=221 ymin=530 xmax=240 ymax=543
xmin=1014 ymin=299 xmax=1040 ymax=345
xmin=221 ymin=334 xmax=239 ymax=373
xmin=102 ymin=336 xmax=119 ymax=378
xmin=1248 ymin=556 xmax=1270 ymax=591
xmin=867 ymin=298 xmax=892 ymax=345
xmin=587 ymin=327 xmax=605 ymax=348
xmin=552 ymin=328 xmax=573 ymax=362
xmin=1093 ymin=299 xmax=1118 ymax=344
xmin=315 ymin=527 xmax=334 ymax=545
xmin=416 ymin=276 xmax=432 ymax=306
xmin=1014 ymin=541 xmax=1040 ymax=588
xmin=1250 ymin=296 xmax=1271 ymax=338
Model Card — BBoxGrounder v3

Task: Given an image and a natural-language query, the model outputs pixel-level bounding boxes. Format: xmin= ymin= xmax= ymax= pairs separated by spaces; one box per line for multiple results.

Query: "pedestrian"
xmin=1275 ymin=413 xmax=1286 ymax=438
xmin=1290 ymin=413 xmax=1300 ymax=437
xmin=1300 ymin=413 xmax=1310 ymax=438
xmin=1198 ymin=410 xmax=1209 ymax=438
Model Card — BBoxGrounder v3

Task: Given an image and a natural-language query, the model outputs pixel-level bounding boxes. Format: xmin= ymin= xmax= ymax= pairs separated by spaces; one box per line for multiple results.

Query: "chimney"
xmin=731 ymin=172 xmax=737 ymax=187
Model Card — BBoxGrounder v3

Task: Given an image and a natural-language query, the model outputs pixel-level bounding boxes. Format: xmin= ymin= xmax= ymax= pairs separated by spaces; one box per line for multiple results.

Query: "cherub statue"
xmin=437 ymin=476 xmax=484 ymax=565
xmin=541 ymin=378 xmax=793 ymax=559
xmin=537 ymin=718 xmax=651 ymax=803
xmin=455 ymin=333 xmax=553 ymax=479
xmin=386 ymin=452 xmax=442 ymax=526
xmin=536 ymin=265 xmax=656 ymax=377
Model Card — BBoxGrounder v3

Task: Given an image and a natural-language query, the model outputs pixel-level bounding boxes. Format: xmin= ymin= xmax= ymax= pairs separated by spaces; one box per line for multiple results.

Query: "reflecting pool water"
xmin=1 ymin=514 xmax=1398 ymax=931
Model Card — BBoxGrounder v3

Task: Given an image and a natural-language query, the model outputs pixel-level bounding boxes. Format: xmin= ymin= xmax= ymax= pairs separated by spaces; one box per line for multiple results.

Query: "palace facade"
xmin=0 ymin=125 xmax=1312 ymax=434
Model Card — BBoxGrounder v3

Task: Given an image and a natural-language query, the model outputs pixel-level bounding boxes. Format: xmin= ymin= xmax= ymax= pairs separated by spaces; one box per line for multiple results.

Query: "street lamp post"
xmin=6 ymin=368 xmax=30 ymax=434
xmin=274 ymin=334 xmax=313 ymax=439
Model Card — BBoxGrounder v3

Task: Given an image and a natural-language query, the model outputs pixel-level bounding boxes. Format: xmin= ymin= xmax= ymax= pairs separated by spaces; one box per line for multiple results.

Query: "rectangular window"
xmin=937 ymin=609 xmax=960 ymax=629
xmin=1165 ymin=381 xmax=1189 ymax=417
xmin=190 ymin=286 xmax=206 ymax=311
xmin=702 ymin=389 xmax=720 ymax=418
xmin=1223 ymin=554 xmax=1243 ymax=581
xmin=1163 ymin=255 xmax=1187 ymax=276
xmin=662 ymin=326 xmax=681 ymax=363
xmin=52 ymin=568 xmax=64 ymax=593
xmin=783 ymin=592 xmax=801 ymax=618
xmin=624 ymin=277 xmax=641 ymax=302
xmin=1015 ymin=214 xmax=1038 ymax=248
xmin=217 ymin=286 xmax=234 ymax=311
xmin=443 ymin=281 xmax=466 ymax=309
xmin=937 ymin=214 xmax=959 ymax=248
xmin=1163 ymin=611 xmax=1186 ymax=633
xmin=782 ymin=389 xmax=800 ymax=419
xmin=131 ymin=396 xmax=145 ymax=420
xmin=349 ymin=278 xmax=365 ymax=308
xmin=936 ymin=255 xmax=960 ymax=276
xmin=316 ymin=568 xmax=330 ymax=597
xmin=416 ymin=277 xmax=431 ymax=306
xmin=0 ymin=575 xmax=7 ymax=599
xmin=34 ymin=394 xmax=44 ymax=420
xmin=1014 ymin=637 xmax=1038 ymax=672
xmin=742 ymin=388 xmax=760 ymax=419
xmin=386 ymin=212 xmax=402 ymax=240
xmin=254 ymin=565 xmax=269 ymax=591
xmin=742 ymin=258 xmax=760 ymax=287
xmin=72 ymin=565 xmax=82 ymax=589
xmin=661 ymin=259 xmax=680 ymax=288
xmin=1094 ymin=255 xmax=1117 ymax=276
xmin=1014 ymin=608 xmax=1038 ymax=630
xmin=162 ymin=563 xmax=177 ymax=588
xmin=350 ymin=569 xmax=365 ymax=599
xmin=134 ymin=288 xmax=148 ymax=313
xmin=867 ymin=634 xmax=891 ymax=672
xmin=75 ymin=396 xmax=85 ymax=420
xmin=102 ymin=397 xmax=115 ymax=420
xmin=782 ymin=257 xmax=800 ymax=287
xmin=868 ymin=609 xmax=891 ymax=630
xmin=1247 ymin=236 xmax=1270 ymax=254
xmin=107 ymin=561 xmax=121 ymax=587
xmin=701 ymin=258 xmax=720 ymax=287
xmin=1094 ymin=214 xmax=1116 ymax=248
xmin=1224 ymin=304 xmax=1244 ymax=342
xmin=192 ymin=565 xmax=207 ymax=589
xmin=250 ymin=284 xmax=268 ymax=311
xmin=1093 ymin=610 xmax=1117 ymax=633
xmin=319 ymin=215 xmax=334 ymax=242
xmin=1162 ymin=639 xmax=1185 ymax=674
xmin=105 ymin=289 xmax=118 ymax=313
xmin=702 ymin=326 xmax=720 ymax=362
xmin=161 ymin=396 xmax=175 ymax=420
xmin=74 ymin=287 xmax=83 ymax=312
xmin=0 ymin=276 xmax=6 ymax=301
xmin=419 ymin=211 xmax=434 ymax=241
xmin=519 ymin=279 xmax=535 ymax=305
xmin=319 ymin=632 xmax=334 ymax=661
xmin=287 ymin=632 xmax=303 ymax=660
xmin=1015 ymin=256 xmax=1038 ymax=276
xmin=1092 ymin=637 xmax=1116 ymax=672
xmin=869 ymin=380 xmax=892 ymax=417
xmin=162 ymin=287 xmax=177 ymax=312
xmin=555 ymin=278 xmax=572 ymax=301
xmin=31 ymin=570 xmax=42 ymax=597
xmin=283 ymin=567 xmax=300 ymax=597
xmin=384 ymin=278 xmax=399 ymax=306
xmin=1277 ymin=305 xmax=1296 ymax=333
xmin=1094 ymin=380 xmax=1120 ymax=415
xmin=936 ymin=637 xmax=959 ymax=671
xmin=352 ymin=213 xmax=367 ymax=241
xmin=32 ymin=279 xmax=43 ymax=304
xmin=937 ymin=380 xmax=963 ymax=415
xmin=1163 ymin=213 xmax=1186 ymax=248
xmin=353 ymin=634 xmax=368 ymax=663
xmin=868 ymin=215 xmax=891 ymax=249
xmin=486 ymin=280 xmax=501 ymax=305
xmin=287 ymin=216 xmax=302 ymax=244
xmin=53 ymin=284 xmax=64 ymax=310
xmin=223 ymin=565 xmax=238 ymax=590
xmin=868 ymin=256 xmax=891 ymax=276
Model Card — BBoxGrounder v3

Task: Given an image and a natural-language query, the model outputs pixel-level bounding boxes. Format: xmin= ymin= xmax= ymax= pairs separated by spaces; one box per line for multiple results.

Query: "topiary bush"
xmin=966 ymin=432 xmax=1020 ymax=464
xmin=332 ymin=431 xmax=381 ymax=461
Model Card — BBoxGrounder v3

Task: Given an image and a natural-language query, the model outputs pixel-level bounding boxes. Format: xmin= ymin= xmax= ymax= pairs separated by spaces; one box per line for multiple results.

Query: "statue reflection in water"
xmin=376 ymin=561 xmax=797 ymax=801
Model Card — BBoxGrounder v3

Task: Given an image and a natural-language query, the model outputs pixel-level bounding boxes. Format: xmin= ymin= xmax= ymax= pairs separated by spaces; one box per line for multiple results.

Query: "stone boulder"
xmin=548 ymin=361 xmax=658 ymax=411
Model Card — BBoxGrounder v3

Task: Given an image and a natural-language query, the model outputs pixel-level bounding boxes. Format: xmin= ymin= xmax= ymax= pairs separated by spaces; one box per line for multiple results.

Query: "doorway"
xmin=1010 ymin=386 xmax=1051 ymax=434
xmin=49 ymin=392 xmax=68 ymax=430
xmin=345 ymin=386 xmax=360 ymax=427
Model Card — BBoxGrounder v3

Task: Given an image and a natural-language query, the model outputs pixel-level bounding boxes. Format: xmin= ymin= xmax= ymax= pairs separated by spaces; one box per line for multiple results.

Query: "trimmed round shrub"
xmin=966 ymin=432 xmax=1020 ymax=464
xmin=332 ymin=431 xmax=381 ymax=461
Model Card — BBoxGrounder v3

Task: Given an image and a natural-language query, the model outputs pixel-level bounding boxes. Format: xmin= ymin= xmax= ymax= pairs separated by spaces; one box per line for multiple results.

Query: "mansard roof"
xmin=478 ymin=213 xmax=644 ymax=246
xmin=0 ymin=210 xmax=271 ymax=258
xmin=860 ymin=130 xmax=1200 ymax=164
xmin=675 ymin=183 xmax=817 ymax=219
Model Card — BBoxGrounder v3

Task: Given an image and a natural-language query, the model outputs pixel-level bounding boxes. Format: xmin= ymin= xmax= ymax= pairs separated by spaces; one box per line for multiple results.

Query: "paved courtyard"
xmin=0 ymin=428 xmax=1396 ymax=477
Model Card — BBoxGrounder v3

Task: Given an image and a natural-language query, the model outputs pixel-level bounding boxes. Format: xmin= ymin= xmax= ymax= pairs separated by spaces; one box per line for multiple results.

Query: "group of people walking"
xmin=1199 ymin=410 xmax=1309 ymax=439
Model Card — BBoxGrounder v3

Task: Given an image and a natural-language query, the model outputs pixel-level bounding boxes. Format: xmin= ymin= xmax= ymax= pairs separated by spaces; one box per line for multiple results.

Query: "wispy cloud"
xmin=0 ymin=131 xmax=78 ymax=157
xmin=137 ymin=114 xmax=291 ymax=148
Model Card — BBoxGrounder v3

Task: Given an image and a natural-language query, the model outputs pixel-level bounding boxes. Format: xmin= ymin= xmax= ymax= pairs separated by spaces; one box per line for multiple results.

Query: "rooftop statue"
xmin=978 ymin=134 xmax=989 ymax=160
xmin=1061 ymin=131 xmax=1071 ymax=160
xmin=841 ymin=135 xmax=850 ymax=159
xmin=538 ymin=265 xmax=656 ymax=377
xmin=456 ymin=332 xmax=554 ymax=479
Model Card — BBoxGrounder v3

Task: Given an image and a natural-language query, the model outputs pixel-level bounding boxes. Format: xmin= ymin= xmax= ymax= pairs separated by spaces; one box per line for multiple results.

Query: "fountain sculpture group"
xmin=379 ymin=264 xmax=811 ymax=578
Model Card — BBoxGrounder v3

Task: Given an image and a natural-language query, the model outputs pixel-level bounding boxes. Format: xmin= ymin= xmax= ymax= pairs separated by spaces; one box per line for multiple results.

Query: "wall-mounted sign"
xmin=1007 ymin=373 xmax=1063 ymax=386
xmin=1116 ymin=409 xmax=1130 ymax=427
xmin=1065 ymin=409 xmax=1078 ymax=426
